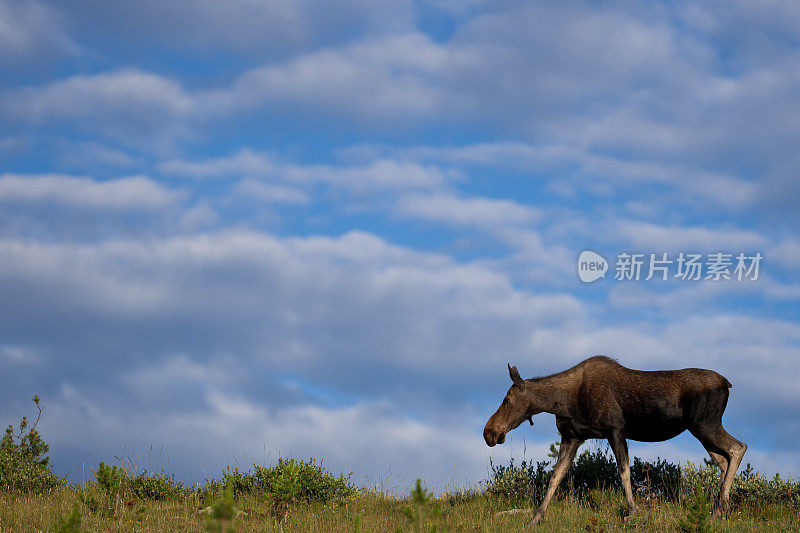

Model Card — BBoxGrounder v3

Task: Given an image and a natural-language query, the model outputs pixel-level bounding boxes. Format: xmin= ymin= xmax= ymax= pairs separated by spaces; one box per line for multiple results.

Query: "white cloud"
xmin=0 ymin=229 xmax=586 ymax=384
xmin=9 ymin=69 xmax=192 ymax=118
xmin=233 ymin=180 xmax=310 ymax=205
xmin=0 ymin=228 xmax=790 ymax=405
xmin=0 ymin=344 xmax=37 ymax=364
xmin=0 ymin=174 xmax=182 ymax=210
xmin=369 ymin=141 xmax=758 ymax=210
xmin=213 ymin=33 xmax=456 ymax=119
xmin=40 ymin=384 xmax=513 ymax=490
xmin=52 ymin=0 xmax=416 ymax=57
xmin=678 ymin=0 xmax=800 ymax=68
xmin=613 ymin=221 xmax=766 ymax=251
xmin=197 ymin=2 xmax=709 ymax=127
xmin=607 ymin=280 xmax=761 ymax=315
xmin=768 ymin=238 xmax=800 ymax=274
xmin=179 ymin=203 xmax=219 ymax=231
xmin=3 ymin=69 xmax=193 ymax=146
xmin=0 ymin=0 xmax=78 ymax=67
xmin=163 ymin=150 xmax=450 ymax=194
xmin=396 ymin=193 xmax=541 ymax=229
xmin=5 ymin=0 xmax=798 ymax=183
xmin=284 ymin=159 xmax=450 ymax=192
xmin=57 ymin=142 xmax=138 ymax=169
xmin=124 ymin=354 xmax=234 ymax=393
xmin=161 ymin=149 xmax=275 ymax=179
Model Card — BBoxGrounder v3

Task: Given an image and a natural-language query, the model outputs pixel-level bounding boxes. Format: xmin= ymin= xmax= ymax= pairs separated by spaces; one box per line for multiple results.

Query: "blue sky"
xmin=1 ymin=0 xmax=799 ymax=491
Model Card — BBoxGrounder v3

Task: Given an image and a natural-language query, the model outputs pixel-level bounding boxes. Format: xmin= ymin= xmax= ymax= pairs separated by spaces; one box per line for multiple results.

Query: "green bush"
xmin=631 ymin=456 xmax=682 ymax=500
xmin=570 ymin=447 xmax=681 ymax=498
xmin=201 ymin=484 xmax=246 ymax=532
xmin=485 ymin=458 xmax=551 ymax=500
xmin=682 ymin=462 xmax=800 ymax=508
xmin=400 ymin=478 xmax=447 ymax=533
xmin=54 ymin=502 xmax=88 ymax=533
xmin=95 ymin=461 xmax=186 ymax=500
xmin=485 ymin=446 xmax=624 ymax=501
xmin=678 ymin=483 xmax=712 ymax=532
xmin=201 ymin=457 xmax=355 ymax=506
xmin=488 ymin=445 xmax=799 ymax=512
xmin=486 ymin=443 xmax=681 ymax=502
xmin=199 ymin=466 xmax=266 ymax=501
xmin=0 ymin=395 xmax=63 ymax=492
xmin=569 ymin=447 xmax=620 ymax=494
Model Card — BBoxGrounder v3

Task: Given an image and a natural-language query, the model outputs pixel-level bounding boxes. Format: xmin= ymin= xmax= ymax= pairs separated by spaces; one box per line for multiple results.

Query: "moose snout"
xmin=483 ymin=426 xmax=506 ymax=447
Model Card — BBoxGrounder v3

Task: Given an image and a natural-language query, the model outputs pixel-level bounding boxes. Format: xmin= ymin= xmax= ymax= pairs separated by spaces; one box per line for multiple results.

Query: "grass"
xmin=1 ymin=484 xmax=798 ymax=532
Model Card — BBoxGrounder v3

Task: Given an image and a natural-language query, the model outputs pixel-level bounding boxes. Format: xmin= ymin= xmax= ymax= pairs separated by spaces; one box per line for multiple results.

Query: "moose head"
xmin=483 ymin=363 xmax=536 ymax=447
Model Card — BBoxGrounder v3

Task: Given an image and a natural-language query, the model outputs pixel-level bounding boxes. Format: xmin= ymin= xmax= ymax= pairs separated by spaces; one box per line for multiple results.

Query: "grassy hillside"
xmin=1 ymin=483 xmax=799 ymax=532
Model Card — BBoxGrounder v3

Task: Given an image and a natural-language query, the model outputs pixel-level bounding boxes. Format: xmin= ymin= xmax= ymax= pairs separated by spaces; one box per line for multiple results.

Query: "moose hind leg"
xmin=705 ymin=449 xmax=729 ymax=497
xmin=609 ymin=432 xmax=637 ymax=517
xmin=691 ymin=425 xmax=747 ymax=517
xmin=717 ymin=428 xmax=746 ymax=516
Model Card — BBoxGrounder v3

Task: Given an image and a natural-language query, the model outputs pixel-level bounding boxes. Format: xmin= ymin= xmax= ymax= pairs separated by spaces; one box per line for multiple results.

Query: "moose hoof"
xmin=531 ymin=512 xmax=544 ymax=525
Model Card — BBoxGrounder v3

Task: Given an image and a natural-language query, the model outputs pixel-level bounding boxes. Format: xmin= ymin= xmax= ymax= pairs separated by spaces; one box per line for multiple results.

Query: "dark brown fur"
xmin=483 ymin=356 xmax=746 ymax=525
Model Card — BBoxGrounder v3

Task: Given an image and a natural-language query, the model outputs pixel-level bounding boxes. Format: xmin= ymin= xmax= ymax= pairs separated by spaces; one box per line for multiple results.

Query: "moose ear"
xmin=508 ymin=363 xmax=523 ymax=385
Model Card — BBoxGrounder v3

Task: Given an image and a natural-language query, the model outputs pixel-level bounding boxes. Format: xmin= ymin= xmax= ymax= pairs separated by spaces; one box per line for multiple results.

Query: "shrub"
xmin=202 ymin=484 xmax=246 ymax=532
xmin=631 ymin=457 xmax=682 ymax=500
xmin=488 ymin=444 xmax=800 ymax=512
xmin=95 ymin=461 xmax=186 ymax=500
xmin=54 ymin=502 xmax=88 ymax=533
xmin=400 ymin=478 xmax=447 ymax=533
xmin=677 ymin=483 xmax=712 ymax=533
xmin=569 ymin=447 xmax=620 ymax=494
xmin=682 ymin=462 xmax=800 ymax=509
xmin=95 ymin=462 xmax=126 ymax=496
xmin=485 ymin=458 xmax=550 ymax=500
xmin=0 ymin=395 xmax=63 ymax=492
xmin=486 ymin=443 xmax=682 ymax=503
xmin=129 ymin=469 xmax=186 ymax=500
xmin=571 ymin=447 xmax=681 ymax=499
xmin=201 ymin=457 xmax=355 ymax=506
xmin=486 ymin=446 xmax=623 ymax=501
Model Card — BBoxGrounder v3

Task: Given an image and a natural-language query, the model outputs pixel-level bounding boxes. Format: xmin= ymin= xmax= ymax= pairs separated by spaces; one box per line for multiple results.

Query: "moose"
xmin=483 ymin=356 xmax=747 ymax=525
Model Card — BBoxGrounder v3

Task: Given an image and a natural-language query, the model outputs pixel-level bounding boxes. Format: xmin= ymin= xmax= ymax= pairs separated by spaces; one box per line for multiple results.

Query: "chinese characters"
xmin=614 ymin=252 xmax=762 ymax=281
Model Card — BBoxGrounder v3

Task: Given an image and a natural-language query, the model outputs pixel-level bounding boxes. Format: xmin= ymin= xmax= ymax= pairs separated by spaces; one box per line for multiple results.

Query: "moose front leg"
xmin=531 ymin=438 xmax=582 ymax=525
xmin=608 ymin=432 xmax=638 ymax=517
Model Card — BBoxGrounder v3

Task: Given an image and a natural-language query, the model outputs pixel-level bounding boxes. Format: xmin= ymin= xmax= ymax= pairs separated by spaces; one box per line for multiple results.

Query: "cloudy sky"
xmin=1 ymin=0 xmax=799 ymax=491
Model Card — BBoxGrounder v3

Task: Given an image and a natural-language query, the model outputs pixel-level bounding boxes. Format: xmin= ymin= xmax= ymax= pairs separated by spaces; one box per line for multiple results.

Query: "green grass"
xmin=1 ymin=484 xmax=798 ymax=532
